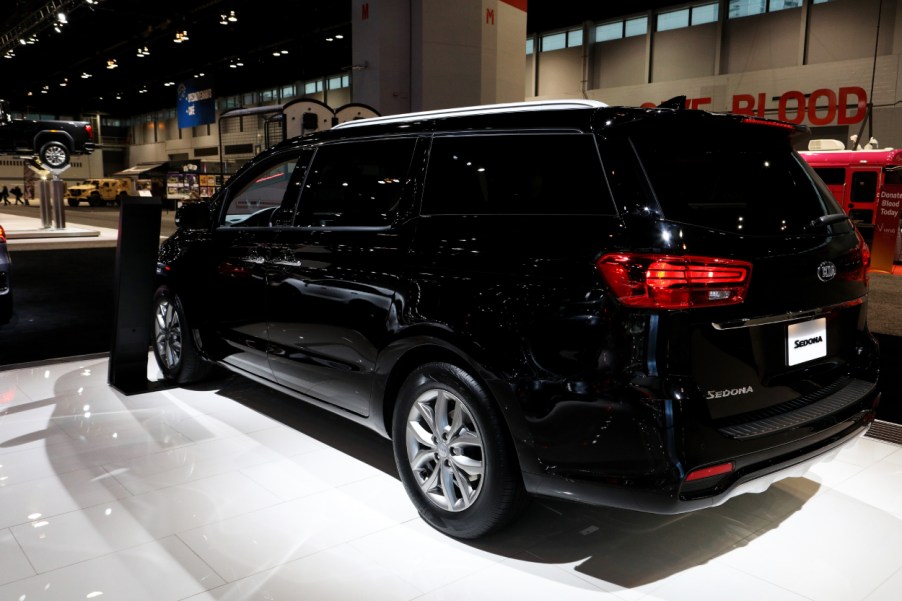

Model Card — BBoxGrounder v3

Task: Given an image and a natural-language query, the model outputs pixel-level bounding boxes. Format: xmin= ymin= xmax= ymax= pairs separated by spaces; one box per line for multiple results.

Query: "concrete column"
xmin=352 ymin=0 xmax=527 ymax=115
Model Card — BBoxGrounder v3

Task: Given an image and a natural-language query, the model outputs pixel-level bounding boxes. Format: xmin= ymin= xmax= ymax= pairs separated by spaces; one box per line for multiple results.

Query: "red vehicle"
xmin=800 ymin=146 xmax=902 ymax=244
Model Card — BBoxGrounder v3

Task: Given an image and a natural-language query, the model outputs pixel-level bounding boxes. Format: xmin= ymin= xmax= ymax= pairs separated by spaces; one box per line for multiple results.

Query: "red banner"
xmin=871 ymin=185 xmax=902 ymax=273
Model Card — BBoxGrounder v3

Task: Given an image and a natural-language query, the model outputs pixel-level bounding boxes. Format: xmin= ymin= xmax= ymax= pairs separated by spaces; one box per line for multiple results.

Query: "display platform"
xmin=0 ymin=353 xmax=900 ymax=601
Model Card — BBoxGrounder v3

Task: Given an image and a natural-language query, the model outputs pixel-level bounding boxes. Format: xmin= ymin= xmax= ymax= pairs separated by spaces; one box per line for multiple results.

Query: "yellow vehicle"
xmin=65 ymin=178 xmax=132 ymax=207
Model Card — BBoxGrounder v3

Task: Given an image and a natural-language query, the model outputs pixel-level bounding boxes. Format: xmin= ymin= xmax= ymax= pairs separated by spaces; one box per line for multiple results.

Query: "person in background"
xmin=0 ymin=185 xmax=8 ymax=206
xmin=11 ymin=186 xmax=23 ymax=205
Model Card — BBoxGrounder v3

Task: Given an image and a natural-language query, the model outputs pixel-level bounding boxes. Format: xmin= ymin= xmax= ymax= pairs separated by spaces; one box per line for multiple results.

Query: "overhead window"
xmin=691 ymin=3 xmax=719 ymax=25
xmin=657 ymin=8 xmax=690 ymax=31
xmin=596 ymin=21 xmax=623 ymax=42
xmin=625 ymin=16 xmax=648 ymax=36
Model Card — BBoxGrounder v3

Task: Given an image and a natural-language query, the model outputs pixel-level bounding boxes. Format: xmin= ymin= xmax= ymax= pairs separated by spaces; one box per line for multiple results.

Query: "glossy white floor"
xmin=0 ymin=354 xmax=900 ymax=601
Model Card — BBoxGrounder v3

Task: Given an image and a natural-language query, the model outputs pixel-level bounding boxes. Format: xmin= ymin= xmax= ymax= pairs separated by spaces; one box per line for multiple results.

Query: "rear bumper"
xmin=522 ymin=390 xmax=878 ymax=514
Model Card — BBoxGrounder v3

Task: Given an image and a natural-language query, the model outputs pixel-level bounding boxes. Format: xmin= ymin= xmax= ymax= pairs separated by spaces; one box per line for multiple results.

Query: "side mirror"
xmin=175 ymin=200 xmax=212 ymax=230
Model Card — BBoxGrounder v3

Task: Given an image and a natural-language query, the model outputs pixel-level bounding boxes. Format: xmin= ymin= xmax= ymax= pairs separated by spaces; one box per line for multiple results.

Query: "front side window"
xmin=297 ymin=138 xmax=417 ymax=227
xmin=222 ymin=154 xmax=299 ymax=226
xmin=422 ymin=134 xmax=614 ymax=216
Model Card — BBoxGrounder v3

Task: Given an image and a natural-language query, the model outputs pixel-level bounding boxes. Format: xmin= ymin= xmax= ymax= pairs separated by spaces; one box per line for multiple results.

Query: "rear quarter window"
xmin=628 ymin=122 xmax=838 ymax=235
xmin=421 ymin=134 xmax=614 ymax=215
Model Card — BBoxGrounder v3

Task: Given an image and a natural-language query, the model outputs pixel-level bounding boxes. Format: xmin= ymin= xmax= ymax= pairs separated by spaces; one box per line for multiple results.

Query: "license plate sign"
xmin=787 ymin=318 xmax=827 ymax=366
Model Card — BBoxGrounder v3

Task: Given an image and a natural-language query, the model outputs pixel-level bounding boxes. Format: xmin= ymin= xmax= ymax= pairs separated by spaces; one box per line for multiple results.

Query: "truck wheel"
xmin=67 ymin=199 xmax=79 ymax=207
xmin=88 ymin=192 xmax=102 ymax=208
xmin=39 ymin=141 xmax=70 ymax=169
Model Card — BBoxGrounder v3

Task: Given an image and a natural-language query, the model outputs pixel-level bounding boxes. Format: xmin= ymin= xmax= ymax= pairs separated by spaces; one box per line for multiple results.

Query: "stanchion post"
xmin=51 ymin=177 xmax=66 ymax=229
xmin=39 ymin=179 xmax=52 ymax=229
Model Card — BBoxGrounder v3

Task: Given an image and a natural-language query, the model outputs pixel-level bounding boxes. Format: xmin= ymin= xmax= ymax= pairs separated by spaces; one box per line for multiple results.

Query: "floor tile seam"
xmin=0 ymin=463 xmax=134 ymax=516
xmin=713 ymin=553 xmax=839 ymax=601
xmin=861 ymin=564 xmax=902 ymax=601
xmin=4 ymin=525 xmax=39 ymax=581
xmin=343 ymin=518 xmax=467 ymax=595
xmin=106 ymin=444 xmax=281 ymax=495
xmin=173 ymin=531 xmax=229 ymax=591
xmin=4 ymin=534 xmax=191 ymax=585
xmin=517 ymin=548 xmax=632 ymax=598
xmin=174 ymin=505 xmax=361 ymax=586
xmin=5 ymin=468 xmax=273 ymax=534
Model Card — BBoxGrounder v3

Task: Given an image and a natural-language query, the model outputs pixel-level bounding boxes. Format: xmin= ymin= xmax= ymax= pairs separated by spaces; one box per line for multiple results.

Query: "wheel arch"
xmin=374 ymin=332 xmax=539 ymax=474
xmin=33 ymin=130 xmax=74 ymax=152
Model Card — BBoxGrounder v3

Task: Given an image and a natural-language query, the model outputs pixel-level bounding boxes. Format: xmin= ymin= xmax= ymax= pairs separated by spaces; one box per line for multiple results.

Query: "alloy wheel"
xmin=154 ymin=298 xmax=182 ymax=370
xmin=405 ymin=388 xmax=486 ymax=511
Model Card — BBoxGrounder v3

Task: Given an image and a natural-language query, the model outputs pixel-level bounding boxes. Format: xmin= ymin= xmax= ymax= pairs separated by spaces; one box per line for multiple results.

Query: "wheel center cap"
xmin=437 ymin=441 xmax=450 ymax=459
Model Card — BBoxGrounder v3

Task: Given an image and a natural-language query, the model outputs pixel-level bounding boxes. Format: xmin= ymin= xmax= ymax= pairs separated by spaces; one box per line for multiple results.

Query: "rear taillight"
xmin=685 ymin=462 xmax=734 ymax=482
xmin=841 ymin=228 xmax=870 ymax=284
xmin=85 ymin=124 xmax=93 ymax=141
xmin=0 ymin=225 xmax=5 ymax=243
xmin=597 ymin=253 xmax=752 ymax=309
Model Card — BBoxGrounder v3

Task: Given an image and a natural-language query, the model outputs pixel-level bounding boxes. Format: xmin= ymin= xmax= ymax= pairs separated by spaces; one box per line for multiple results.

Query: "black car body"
xmin=0 ymin=100 xmax=95 ymax=169
xmin=0 ymin=224 xmax=11 ymax=324
xmin=154 ymin=100 xmax=879 ymax=538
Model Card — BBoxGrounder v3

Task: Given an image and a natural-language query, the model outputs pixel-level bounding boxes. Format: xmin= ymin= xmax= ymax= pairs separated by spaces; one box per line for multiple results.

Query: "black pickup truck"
xmin=0 ymin=100 xmax=95 ymax=169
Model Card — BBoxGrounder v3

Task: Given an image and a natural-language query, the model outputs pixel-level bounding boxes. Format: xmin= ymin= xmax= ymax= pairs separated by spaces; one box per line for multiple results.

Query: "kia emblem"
xmin=817 ymin=261 xmax=836 ymax=282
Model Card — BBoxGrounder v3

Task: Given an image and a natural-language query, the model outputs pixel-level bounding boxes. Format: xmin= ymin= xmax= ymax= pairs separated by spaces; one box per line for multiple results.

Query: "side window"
xmin=813 ymin=167 xmax=846 ymax=186
xmin=222 ymin=155 xmax=299 ymax=226
xmin=850 ymin=171 xmax=878 ymax=203
xmin=297 ymin=138 xmax=417 ymax=227
xmin=885 ymin=167 xmax=902 ymax=186
xmin=421 ymin=134 xmax=613 ymax=215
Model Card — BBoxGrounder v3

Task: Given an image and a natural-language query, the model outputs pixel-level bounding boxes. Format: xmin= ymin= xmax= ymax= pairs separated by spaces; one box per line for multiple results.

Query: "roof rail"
xmin=332 ymin=99 xmax=607 ymax=130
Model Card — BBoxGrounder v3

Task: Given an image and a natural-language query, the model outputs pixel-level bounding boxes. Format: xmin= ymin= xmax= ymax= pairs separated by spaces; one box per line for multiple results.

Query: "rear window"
xmin=422 ymin=134 xmax=614 ymax=215
xmin=626 ymin=120 xmax=839 ymax=235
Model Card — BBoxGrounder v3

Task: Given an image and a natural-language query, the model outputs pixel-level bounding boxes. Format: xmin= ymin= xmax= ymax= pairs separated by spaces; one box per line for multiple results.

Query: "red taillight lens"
xmin=685 ymin=462 xmax=734 ymax=482
xmin=858 ymin=228 xmax=870 ymax=269
xmin=597 ymin=253 xmax=752 ymax=309
xmin=0 ymin=225 xmax=6 ymax=243
xmin=85 ymin=124 xmax=93 ymax=141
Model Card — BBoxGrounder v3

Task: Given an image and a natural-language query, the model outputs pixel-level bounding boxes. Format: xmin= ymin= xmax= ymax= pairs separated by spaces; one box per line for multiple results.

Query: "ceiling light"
xmin=60 ymin=78 xmax=68 ymax=87
xmin=174 ymin=30 xmax=189 ymax=43
xmin=335 ymin=34 xmax=344 ymax=39
xmin=107 ymin=58 xmax=118 ymax=69
xmin=164 ymin=81 xmax=175 ymax=86
xmin=57 ymin=12 xmax=68 ymax=24
xmin=229 ymin=10 xmax=237 ymax=22
xmin=137 ymin=45 xmax=149 ymax=57
xmin=326 ymin=37 xmax=334 ymax=42
xmin=81 ymin=72 xmax=92 ymax=78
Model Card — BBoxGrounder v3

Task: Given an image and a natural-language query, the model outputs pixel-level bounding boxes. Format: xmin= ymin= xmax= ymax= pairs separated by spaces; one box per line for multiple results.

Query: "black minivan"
xmin=154 ymin=100 xmax=879 ymax=538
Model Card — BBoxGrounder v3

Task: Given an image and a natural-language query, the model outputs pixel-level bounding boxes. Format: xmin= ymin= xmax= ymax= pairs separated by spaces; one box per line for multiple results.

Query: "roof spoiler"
xmin=658 ymin=96 xmax=687 ymax=110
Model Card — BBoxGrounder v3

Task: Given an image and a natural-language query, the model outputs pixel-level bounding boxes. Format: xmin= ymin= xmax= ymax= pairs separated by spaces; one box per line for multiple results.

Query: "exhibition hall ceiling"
xmin=0 ymin=0 xmax=677 ymax=117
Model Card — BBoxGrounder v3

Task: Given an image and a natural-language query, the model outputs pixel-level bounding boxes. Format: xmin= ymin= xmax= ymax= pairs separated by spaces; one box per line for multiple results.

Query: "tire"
xmin=67 ymin=198 xmax=79 ymax=207
xmin=152 ymin=285 xmax=212 ymax=384
xmin=38 ymin=140 xmax=70 ymax=169
xmin=117 ymin=192 xmax=127 ymax=206
xmin=392 ymin=362 xmax=526 ymax=539
xmin=88 ymin=192 xmax=102 ymax=207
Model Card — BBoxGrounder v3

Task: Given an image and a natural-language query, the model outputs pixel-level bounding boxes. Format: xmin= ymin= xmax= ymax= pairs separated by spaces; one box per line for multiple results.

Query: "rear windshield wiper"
xmin=806 ymin=213 xmax=849 ymax=230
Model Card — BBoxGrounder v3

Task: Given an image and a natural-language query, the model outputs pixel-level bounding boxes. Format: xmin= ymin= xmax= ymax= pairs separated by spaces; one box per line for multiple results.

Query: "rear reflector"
xmin=685 ymin=462 xmax=734 ymax=482
xmin=597 ymin=254 xmax=752 ymax=309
